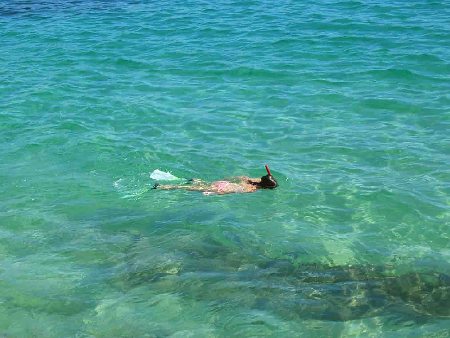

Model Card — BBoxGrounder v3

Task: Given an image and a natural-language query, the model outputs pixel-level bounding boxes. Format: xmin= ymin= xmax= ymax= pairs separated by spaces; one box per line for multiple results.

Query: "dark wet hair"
xmin=260 ymin=174 xmax=278 ymax=189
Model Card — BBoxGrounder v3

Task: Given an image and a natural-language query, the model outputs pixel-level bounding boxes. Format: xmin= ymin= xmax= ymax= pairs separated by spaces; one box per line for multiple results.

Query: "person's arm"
xmin=236 ymin=176 xmax=261 ymax=185
xmin=224 ymin=176 xmax=251 ymax=183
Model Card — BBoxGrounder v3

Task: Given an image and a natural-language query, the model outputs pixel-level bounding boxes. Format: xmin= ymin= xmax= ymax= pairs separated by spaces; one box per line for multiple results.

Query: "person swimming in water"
xmin=153 ymin=165 xmax=278 ymax=195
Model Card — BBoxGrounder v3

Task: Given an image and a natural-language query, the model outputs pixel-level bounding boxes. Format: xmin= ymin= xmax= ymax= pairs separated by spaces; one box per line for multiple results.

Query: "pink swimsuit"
xmin=212 ymin=181 xmax=245 ymax=193
xmin=212 ymin=181 xmax=231 ymax=192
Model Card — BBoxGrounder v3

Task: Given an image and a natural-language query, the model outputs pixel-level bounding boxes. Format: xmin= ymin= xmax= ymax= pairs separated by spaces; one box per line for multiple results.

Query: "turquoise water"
xmin=1 ymin=0 xmax=449 ymax=336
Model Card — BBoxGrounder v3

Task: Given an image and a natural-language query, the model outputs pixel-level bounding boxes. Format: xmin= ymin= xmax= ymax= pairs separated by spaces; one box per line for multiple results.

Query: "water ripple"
xmin=1 ymin=0 xmax=450 ymax=335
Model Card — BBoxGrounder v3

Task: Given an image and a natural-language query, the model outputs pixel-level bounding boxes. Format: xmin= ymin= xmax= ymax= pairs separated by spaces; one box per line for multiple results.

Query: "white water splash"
xmin=113 ymin=177 xmax=149 ymax=199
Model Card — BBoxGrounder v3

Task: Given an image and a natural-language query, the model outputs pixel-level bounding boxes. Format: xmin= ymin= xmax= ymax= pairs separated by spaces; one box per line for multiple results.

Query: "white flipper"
xmin=150 ymin=169 xmax=181 ymax=181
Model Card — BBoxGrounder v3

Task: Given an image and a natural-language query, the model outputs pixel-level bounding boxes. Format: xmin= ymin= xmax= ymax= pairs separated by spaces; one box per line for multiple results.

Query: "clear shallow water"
xmin=1 ymin=0 xmax=449 ymax=336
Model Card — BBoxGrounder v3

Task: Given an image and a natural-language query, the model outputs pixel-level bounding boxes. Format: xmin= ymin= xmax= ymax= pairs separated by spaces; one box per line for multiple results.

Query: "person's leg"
xmin=154 ymin=184 xmax=209 ymax=192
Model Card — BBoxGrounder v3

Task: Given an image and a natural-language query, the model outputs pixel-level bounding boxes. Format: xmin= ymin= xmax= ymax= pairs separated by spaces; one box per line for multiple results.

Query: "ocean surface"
xmin=1 ymin=0 xmax=449 ymax=336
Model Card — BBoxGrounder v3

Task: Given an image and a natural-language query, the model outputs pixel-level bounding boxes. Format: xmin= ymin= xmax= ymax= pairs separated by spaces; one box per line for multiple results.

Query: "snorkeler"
xmin=153 ymin=165 xmax=278 ymax=195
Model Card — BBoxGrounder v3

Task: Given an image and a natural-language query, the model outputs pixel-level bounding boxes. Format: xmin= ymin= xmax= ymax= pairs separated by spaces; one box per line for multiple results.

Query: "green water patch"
xmin=109 ymin=233 xmax=450 ymax=322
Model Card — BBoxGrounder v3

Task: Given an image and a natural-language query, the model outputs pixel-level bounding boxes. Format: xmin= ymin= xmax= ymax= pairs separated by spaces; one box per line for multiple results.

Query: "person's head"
xmin=260 ymin=164 xmax=278 ymax=189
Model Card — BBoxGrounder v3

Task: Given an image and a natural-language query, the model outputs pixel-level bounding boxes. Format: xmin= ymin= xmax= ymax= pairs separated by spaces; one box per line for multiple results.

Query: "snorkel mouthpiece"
xmin=265 ymin=164 xmax=272 ymax=176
